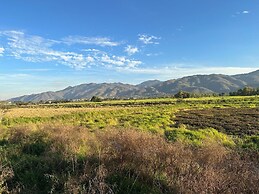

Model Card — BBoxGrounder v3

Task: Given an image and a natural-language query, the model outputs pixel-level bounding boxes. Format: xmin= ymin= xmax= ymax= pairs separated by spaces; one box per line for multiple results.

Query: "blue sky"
xmin=0 ymin=0 xmax=259 ymax=99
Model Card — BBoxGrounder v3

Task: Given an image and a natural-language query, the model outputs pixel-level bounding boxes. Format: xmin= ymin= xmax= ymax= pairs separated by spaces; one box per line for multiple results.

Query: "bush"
xmin=95 ymin=129 xmax=258 ymax=193
xmin=0 ymin=163 xmax=14 ymax=193
xmin=90 ymin=96 xmax=102 ymax=102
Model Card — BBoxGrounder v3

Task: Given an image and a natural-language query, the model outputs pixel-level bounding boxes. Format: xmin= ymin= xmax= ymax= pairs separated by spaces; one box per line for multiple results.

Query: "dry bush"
xmin=64 ymin=164 xmax=114 ymax=194
xmin=6 ymin=126 xmax=32 ymax=144
xmin=94 ymin=129 xmax=259 ymax=194
xmin=40 ymin=124 xmax=91 ymax=155
xmin=35 ymin=124 xmax=114 ymax=193
xmin=0 ymin=163 xmax=15 ymax=193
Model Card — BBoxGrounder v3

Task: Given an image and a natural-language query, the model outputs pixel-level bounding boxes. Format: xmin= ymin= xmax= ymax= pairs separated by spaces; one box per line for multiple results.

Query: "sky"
xmin=0 ymin=0 xmax=259 ymax=100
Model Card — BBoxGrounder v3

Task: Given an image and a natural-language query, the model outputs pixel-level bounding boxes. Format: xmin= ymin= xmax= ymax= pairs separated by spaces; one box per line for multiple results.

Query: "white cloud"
xmin=232 ymin=10 xmax=250 ymax=17
xmin=124 ymin=45 xmax=139 ymax=55
xmin=0 ymin=31 xmax=90 ymax=69
xmin=101 ymin=54 xmax=141 ymax=68
xmin=138 ymin=34 xmax=160 ymax=45
xmin=83 ymin=48 xmax=101 ymax=52
xmin=242 ymin=10 xmax=250 ymax=14
xmin=0 ymin=30 xmax=142 ymax=70
xmin=146 ymin=52 xmax=162 ymax=57
xmin=0 ymin=47 xmax=4 ymax=56
xmin=63 ymin=36 xmax=121 ymax=47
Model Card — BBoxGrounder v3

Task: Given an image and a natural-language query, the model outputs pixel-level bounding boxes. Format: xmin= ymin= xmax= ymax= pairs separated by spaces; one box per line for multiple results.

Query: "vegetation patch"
xmin=165 ymin=127 xmax=235 ymax=146
xmin=1 ymin=126 xmax=258 ymax=193
xmin=240 ymin=135 xmax=259 ymax=150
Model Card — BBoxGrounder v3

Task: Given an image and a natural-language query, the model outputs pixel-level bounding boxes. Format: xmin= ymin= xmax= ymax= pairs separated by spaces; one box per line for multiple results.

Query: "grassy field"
xmin=0 ymin=96 xmax=258 ymax=193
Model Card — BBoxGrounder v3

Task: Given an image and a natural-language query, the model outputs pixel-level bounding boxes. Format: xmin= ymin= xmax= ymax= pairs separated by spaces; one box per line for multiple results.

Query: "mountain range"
xmin=10 ymin=70 xmax=259 ymax=102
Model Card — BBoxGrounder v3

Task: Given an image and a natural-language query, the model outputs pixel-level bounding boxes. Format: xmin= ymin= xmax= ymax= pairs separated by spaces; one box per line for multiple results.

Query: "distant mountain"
xmin=233 ymin=70 xmax=259 ymax=88
xmin=137 ymin=80 xmax=162 ymax=88
xmin=10 ymin=70 xmax=259 ymax=102
xmin=11 ymin=92 xmax=63 ymax=102
xmin=153 ymin=74 xmax=248 ymax=94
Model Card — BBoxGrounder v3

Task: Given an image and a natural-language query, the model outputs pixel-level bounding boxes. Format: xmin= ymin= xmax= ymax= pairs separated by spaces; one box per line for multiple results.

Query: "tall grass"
xmin=0 ymin=125 xmax=258 ymax=193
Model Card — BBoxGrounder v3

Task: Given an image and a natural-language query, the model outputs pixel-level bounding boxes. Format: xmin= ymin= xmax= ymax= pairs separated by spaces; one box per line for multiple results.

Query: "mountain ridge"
xmin=10 ymin=70 xmax=259 ymax=102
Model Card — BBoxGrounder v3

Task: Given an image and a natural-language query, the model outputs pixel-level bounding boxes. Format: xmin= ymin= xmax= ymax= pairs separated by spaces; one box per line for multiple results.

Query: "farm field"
xmin=0 ymin=96 xmax=258 ymax=193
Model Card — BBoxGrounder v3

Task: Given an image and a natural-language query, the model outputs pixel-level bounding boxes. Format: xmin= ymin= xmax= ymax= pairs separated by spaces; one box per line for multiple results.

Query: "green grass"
xmin=1 ymin=96 xmax=258 ymax=129
xmin=165 ymin=126 xmax=235 ymax=147
xmin=1 ymin=96 xmax=258 ymax=147
xmin=239 ymin=135 xmax=259 ymax=150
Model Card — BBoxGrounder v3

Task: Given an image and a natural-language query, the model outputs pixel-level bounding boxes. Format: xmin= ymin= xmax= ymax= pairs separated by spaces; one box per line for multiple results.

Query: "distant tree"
xmin=90 ymin=96 xmax=102 ymax=102
xmin=174 ymin=91 xmax=191 ymax=98
xmin=219 ymin=93 xmax=226 ymax=96
xmin=13 ymin=101 xmax=29 ymax=106
xmin=229 ymin=87 xmax=259 ymax=96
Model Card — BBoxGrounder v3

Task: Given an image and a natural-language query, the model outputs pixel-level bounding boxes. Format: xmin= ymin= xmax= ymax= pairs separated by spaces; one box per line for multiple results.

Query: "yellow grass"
xmin=4 ymin=107 xmax=130 ymax=118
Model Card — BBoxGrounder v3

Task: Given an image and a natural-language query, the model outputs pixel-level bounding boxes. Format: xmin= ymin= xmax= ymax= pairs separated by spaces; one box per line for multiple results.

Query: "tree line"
xmin=229 ymin=87 xmax=259 ymax=96
xmin=174 ymin=86 xmax=259 ymax=98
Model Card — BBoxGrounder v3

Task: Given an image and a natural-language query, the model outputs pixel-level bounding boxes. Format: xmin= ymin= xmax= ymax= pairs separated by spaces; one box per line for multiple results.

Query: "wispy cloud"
xmin=0 ymin=30 xmax=141 ymax=70
xmin=117 ymin=65 xmax=258 ymax=80
xmin=82 ymin=48 xmax=101 ymax=52
xmin=0 ymin=73 xmax=32 ymax=79
xmin=0 ymin=31 xmax=91 ymax=69
xmin=18 ymin=68 xmax=53 ymax=72
xmin=124 ymin=45 xmax=139 ymax=55
xmin=177 ymin=25 xmax=184 ymax=32
xmin=0 ymin=47 xmax=5 ymax=56
xmin=62 ymin=36 xmax=121 ymax=47
xmin=146 ymin=52 xmax=162 ymax=57
xmin=232 ymin=10 xmax=250 ymax=17
xmin=138 ymin=34 xmax=160 ymax=45
xmin=101 ymin=54 xmax=141 ymax=68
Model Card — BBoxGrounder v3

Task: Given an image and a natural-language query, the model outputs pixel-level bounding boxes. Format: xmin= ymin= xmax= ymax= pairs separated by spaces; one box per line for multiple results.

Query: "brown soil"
xmin=174 ymin=108 xmax=259 ymax=136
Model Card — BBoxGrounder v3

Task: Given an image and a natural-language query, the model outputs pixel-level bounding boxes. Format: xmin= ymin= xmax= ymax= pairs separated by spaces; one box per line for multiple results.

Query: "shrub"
xmin=95 ymin=129 xmax=258 ymax=193
xmin=90 ymin=96 xmax=102 ymax=102
xmin=0 ymin=163 xmax=14 ymax=193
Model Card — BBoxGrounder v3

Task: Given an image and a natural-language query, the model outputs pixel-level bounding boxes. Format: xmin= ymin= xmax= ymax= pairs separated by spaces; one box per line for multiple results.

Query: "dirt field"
xmin=174 ymin=108 xmax=259 ymax=136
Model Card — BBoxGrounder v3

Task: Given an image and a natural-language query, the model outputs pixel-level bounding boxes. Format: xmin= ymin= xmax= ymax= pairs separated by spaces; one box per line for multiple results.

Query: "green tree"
xmin=90 ymin=96 xmax=102 ymax=102
xmin=174 ymin=91 xmax=191 ymax=98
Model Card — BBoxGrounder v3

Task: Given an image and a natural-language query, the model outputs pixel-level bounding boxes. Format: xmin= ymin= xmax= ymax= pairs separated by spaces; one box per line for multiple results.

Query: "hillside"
xmin=233 ymin=70 xmax=259 ymax=88
xmin=10 ymin=70 xmax=259 ymax=102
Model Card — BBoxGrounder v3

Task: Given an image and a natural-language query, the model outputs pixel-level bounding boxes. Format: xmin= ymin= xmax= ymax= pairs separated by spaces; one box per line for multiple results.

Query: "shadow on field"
xmin=1 ymin=125 xmax=258 ymax=193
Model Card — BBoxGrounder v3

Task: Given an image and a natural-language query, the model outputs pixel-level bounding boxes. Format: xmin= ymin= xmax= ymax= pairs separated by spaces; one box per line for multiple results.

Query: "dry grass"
xmin=0 ymin=164 xmax=14 ymax=193
xmin=95 ymin=129 xmax=259 ymax=193
xmin=4 ymin=107 xmax=128 ymax=118
xmin=1 ymin=125 xmax=258 ymax=193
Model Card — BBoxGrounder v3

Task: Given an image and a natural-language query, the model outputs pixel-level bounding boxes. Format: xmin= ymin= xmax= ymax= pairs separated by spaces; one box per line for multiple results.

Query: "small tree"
xmin=90 ymin=96 xmax=102 ymax=102
xmin=174 ymin=91 xmax=191 ymax=98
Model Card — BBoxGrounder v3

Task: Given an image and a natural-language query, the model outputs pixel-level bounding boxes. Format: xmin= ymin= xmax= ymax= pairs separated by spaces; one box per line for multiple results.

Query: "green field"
xmin=1 ymin=96 xmax=258 ymax=193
